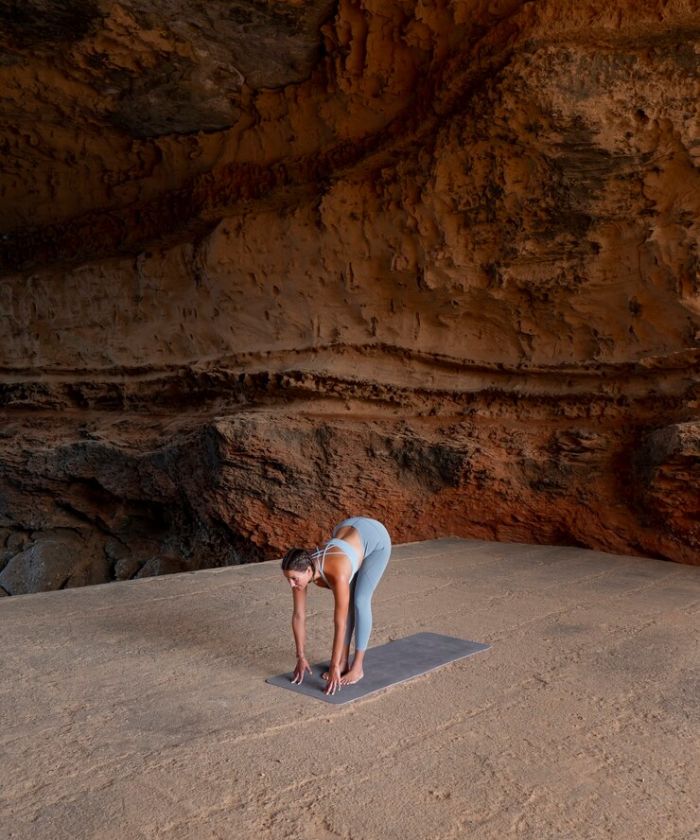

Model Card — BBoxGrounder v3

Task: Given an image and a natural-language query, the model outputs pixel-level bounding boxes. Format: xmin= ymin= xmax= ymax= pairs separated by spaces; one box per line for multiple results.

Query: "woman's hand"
xmin=324 ymin=664 xmax=343 ymax=696
xmin=291 ymin=656 xmax=312 ymax=684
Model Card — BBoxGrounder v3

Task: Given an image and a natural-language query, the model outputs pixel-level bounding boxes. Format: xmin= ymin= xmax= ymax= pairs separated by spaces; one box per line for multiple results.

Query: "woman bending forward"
xmin=281 ymin=516 xmax=392 ymax=696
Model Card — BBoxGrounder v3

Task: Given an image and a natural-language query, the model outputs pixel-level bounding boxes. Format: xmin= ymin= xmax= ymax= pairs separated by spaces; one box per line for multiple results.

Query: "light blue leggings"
xmin=333 ymin=517 xmax=392 ymax=651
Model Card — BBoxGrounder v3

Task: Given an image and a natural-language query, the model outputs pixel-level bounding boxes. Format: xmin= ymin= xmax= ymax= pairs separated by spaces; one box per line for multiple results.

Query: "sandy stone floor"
xmin=2 ymin=538 xmax=699 ymax=839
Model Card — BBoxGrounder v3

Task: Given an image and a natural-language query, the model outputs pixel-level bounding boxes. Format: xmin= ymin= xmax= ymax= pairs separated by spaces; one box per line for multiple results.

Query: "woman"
xmin=281 ymin=516 xmax=392 ymax=696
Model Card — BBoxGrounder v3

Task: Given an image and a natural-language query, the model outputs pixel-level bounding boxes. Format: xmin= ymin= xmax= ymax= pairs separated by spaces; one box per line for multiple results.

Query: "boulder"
xmin=0 ymin=533 xmax=108 ymax=595
xmin=135 ymin=555 xmax=192 ymax=579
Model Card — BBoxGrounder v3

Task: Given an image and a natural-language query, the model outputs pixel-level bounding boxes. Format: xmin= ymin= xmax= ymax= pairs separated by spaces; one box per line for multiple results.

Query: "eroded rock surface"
xmin=0 ymin=0 xmax=698 ymax=591
xmin=0 ymin=530 xmax=107 ymax=595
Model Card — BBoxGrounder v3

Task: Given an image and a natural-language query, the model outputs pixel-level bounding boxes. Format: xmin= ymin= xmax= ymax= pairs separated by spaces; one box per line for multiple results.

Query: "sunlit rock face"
xmin=0 ymin=0 xmax=698 ymax=593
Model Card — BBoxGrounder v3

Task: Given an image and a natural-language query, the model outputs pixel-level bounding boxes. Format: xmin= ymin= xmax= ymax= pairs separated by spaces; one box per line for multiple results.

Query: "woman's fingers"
xmin=290 ymin=657 xmax=313 ymax=684
xmin=291 ymin=661 xmax=315 ymax=684
xmin=324 ymin=676 xmax=342 ymax=695
xmin=291 ymin=663 xmax=345 ymax=693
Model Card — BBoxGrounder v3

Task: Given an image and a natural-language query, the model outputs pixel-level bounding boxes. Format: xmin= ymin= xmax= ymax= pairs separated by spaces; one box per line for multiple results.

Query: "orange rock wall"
xmin=0 ymin=0 xmax=698 ymax=592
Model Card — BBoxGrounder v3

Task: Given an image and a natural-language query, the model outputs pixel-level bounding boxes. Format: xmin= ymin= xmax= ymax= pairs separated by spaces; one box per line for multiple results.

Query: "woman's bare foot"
xmin=339 ymin=666 xmax=364 ymax=686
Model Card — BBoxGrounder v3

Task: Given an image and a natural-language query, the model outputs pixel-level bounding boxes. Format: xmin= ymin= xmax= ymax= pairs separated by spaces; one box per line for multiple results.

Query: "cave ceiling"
xmin=1 ymin=0 xmax=336 ymax=135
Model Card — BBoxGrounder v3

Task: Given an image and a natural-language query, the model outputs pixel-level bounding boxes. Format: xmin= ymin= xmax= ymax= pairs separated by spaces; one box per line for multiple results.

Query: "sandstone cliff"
xmin=0 ymin=0 xmax=698 ymax=593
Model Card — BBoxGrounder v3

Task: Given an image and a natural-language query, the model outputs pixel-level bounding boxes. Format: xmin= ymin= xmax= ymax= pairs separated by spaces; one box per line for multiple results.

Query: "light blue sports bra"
xmin=314 ymin=538 xmax=361 ymax=585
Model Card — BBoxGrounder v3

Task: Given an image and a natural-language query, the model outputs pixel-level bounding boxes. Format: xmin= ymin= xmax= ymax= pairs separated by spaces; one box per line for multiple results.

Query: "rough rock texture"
xmin=0 ymin=529 xmax=107 ymax=595
xmin=0 ymin=0 xmax=698 ymax=592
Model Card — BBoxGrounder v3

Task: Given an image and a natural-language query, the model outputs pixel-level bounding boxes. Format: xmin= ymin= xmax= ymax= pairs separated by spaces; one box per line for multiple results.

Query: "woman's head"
xmin=281 ymin=547 xmax=316 ymax=590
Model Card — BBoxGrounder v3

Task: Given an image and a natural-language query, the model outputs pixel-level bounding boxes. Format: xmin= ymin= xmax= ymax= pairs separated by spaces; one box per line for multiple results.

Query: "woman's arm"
xmin=291 ymin=586 xmax=307 ymax=658
xmin=322 ymin=578 xmax=350 ymax=695
xmin=291 ymin=586 xmax=312 ymax=685
xmin=329 ymin=579 xmax=350 ymax=668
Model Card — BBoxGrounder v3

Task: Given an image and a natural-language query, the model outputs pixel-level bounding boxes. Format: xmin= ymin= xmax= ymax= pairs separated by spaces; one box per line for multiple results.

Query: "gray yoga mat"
xmin=266 ymin=632 xmax=490 ymax=705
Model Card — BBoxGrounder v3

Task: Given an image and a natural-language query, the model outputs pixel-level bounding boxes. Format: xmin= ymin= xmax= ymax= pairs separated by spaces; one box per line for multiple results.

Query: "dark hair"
xmin=281 ymin=547 xmax=316 ymax=574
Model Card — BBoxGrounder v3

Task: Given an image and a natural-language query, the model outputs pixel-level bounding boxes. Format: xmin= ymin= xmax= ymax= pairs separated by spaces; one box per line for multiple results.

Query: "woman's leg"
xmin=341 ymin=538 xmax=391 ymax=684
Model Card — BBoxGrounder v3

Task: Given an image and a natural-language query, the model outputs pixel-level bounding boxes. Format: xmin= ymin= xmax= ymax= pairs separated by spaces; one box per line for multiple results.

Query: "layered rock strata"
xmin=0 ymin=0 xmax=698 ymax=592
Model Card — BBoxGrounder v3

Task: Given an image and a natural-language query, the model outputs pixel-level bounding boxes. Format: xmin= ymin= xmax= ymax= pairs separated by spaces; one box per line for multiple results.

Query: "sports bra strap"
xmin=315 ymin=539 xmax=358 ymax=584
xmin=319 ymin=542 xmax=331 ymax=584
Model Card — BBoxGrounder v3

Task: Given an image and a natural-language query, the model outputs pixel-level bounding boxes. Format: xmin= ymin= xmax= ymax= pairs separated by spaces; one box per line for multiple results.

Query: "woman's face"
xmin=284 ymin=568 xmax=312 ymax=590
